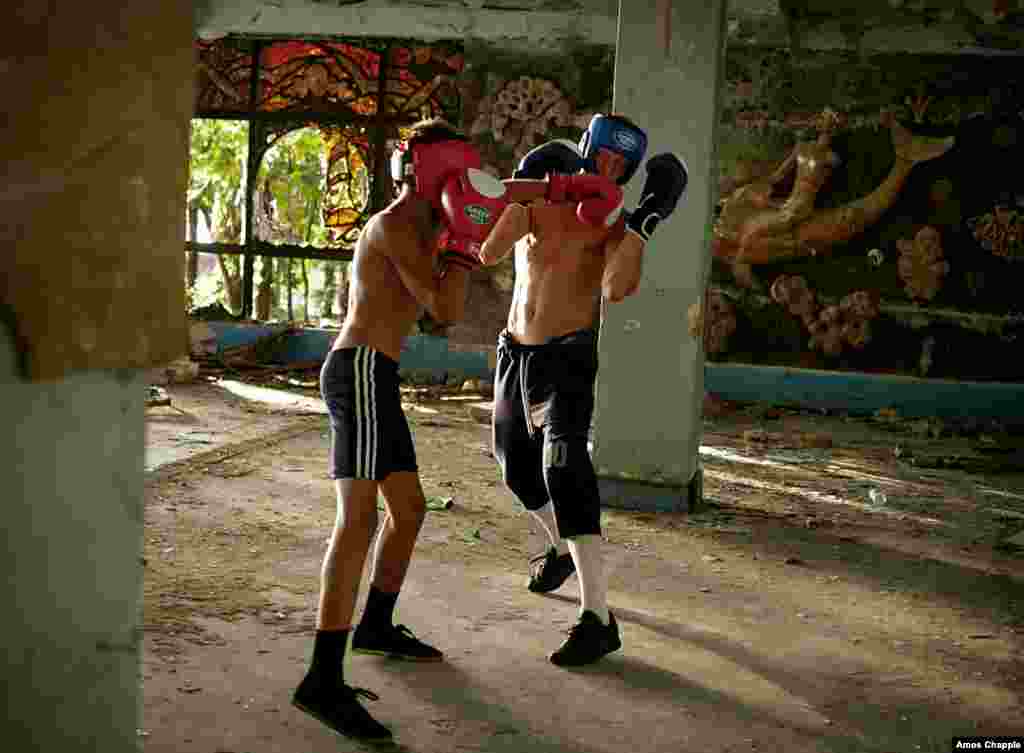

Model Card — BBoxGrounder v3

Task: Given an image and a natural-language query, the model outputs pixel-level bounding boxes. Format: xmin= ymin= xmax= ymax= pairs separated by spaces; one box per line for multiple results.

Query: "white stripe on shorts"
xmin=368 ymin=349 xmax=378 ymax=479
xmin=353 ymin=346 xmax=379 ymax=479
xmin=354 ymin=346 xmax=366 ymax=477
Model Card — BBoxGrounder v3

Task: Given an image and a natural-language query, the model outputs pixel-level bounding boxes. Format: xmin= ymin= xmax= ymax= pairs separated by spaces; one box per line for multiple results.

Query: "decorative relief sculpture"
xmin=968 ymin=205 xmax=1023 ymax=261
xmin=470 ymin=76 xmax=596 ymax=157
xmin=700 ymin=290 xmax=738 ymax=357
xmin=897 ymin=226 xmax=950 ymax=301
xmin=712 ymin=110 xmax=955 ymax=284
xmin=771 ymin=275 xmax=880 ymax=357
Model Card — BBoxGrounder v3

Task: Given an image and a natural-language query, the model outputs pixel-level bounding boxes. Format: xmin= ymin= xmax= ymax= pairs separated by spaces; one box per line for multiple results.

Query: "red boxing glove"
xmin=438 ymin=168 xmax=510 ymax=270
xmin=546 ymin=173 xmax=624 ymax=228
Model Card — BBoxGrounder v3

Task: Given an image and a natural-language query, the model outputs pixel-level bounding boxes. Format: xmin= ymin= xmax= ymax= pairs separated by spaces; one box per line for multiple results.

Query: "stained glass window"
xmin=258 ymin=41 xmax=381 ymax=117
xmin=321 ymin=125 xmax=373 ymax=246
xmin=382 ymin=44 xmax=464 ymax=119
xmin=190 ymin=36 xmax=466 ymax=317
xmin=195 ymin=39 xmax=254 ymax=113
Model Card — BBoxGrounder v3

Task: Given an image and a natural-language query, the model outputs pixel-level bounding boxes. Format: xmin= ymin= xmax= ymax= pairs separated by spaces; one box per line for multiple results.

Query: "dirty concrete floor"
xmin=141 ymin=377 xmax=1024 ymax=753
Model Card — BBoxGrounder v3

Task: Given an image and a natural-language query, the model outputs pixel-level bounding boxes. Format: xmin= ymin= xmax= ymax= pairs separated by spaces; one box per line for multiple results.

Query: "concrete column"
xmin=0 ymin=2 xmax=192 ymax=750
xmin=1 ymin=320 xmax=146 ymax=752
xmin=592 ymin=0 xmax=727 ymax=511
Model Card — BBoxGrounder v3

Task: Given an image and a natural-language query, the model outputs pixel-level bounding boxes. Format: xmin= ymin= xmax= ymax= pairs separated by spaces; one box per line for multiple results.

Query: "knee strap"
xmin=543 ymin=434 xmax=601 ymax=539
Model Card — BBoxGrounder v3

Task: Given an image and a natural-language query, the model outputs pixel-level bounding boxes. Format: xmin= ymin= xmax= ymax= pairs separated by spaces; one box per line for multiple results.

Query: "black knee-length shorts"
xmin=491 ymin=328 xmax=602 ymax=537
xmin=320 ymin=346 xmax=417 ymax=481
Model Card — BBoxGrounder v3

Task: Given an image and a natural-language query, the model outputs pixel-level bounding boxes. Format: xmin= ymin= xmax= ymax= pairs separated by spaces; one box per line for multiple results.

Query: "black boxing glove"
xmin=625 ymin=152 xmax=688 ymax=243
xmin=513 ymin=139 xmax=584 ymax=180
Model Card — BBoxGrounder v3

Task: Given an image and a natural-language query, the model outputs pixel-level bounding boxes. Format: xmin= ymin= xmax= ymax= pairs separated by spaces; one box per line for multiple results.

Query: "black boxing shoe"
xmin=527 ymin=547 xmax=576 ymax=593
xmin=351 ymin=623 xmax=444 ymax=662
xmin=549 ymin=611 xmax=621 ymax=667
xmin=292 ymin=676 xmax=392 ymax=742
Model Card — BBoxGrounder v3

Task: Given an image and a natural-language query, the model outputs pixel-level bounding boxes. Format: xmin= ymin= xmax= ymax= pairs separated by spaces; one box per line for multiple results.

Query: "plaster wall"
xmin=0 ymin=322 xmax=145 ymax=752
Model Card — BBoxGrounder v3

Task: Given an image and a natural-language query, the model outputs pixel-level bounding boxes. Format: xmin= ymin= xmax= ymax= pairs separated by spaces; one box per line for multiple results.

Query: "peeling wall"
xmin=446 ymin=39 xmax=1024 ymax=384
xmin=191 ymin=4 xmax=1024 ymax=383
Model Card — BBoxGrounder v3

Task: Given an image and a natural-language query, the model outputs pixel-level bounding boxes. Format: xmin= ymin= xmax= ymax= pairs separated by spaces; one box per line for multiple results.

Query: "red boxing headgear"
xmin=390 ymin=138 xmax=482 ymax=211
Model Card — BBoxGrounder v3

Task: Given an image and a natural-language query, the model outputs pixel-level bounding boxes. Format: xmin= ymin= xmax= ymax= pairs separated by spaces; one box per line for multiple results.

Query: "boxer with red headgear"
xmin=292 ymin=117 xmax=603 ymax=741
xmin=291 ymin=119 xmax=522 ymax=742
xmin=479 ymin=115 xmax=688 ymax=668
xmin=389 ymin=135 xmax=482 ymax=211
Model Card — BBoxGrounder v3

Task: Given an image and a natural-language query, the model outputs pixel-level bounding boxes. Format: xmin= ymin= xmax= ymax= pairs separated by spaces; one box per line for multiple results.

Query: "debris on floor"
xmin=140 ymin=381 xmax=1024 ymax=753
xmin=146 ymin=385 xmax=172 ymax=408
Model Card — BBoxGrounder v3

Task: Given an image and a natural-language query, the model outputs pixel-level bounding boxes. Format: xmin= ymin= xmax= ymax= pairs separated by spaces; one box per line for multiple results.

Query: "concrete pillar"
xmin=1 ymin=320 xmax=146 ymax=752
xmin=592 ymin=0 xmax=727 ymax=511
xmin=1 ymin=2 xmax=192 ymax=750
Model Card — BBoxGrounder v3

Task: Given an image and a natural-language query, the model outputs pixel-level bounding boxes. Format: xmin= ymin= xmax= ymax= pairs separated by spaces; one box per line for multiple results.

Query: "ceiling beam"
xmin=194 ymin=0 xmax=1024 ymax=56
xmin=195 ymin=0 xmax=617 ymax=47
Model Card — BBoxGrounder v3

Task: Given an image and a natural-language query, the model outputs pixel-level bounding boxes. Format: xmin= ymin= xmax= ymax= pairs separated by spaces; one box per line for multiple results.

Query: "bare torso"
xmin=508 ymin=201 xmax=624 ymax=344
xmin=331 ymin=206 xmax=438 ymax=362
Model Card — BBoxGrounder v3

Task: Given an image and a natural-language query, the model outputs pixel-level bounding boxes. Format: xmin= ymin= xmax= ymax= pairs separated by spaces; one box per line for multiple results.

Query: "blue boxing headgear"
xmin=578 ymin=114 xmax=648 ymax=185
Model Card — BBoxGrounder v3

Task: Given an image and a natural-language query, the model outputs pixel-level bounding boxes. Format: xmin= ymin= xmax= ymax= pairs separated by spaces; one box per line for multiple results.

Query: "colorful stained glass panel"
xmin=258 ymin=41 xmax=382 ymax=116
xmin=195 ymin=39 xmax=254 ymax=113
xmin=321 ymin=126 xmax=373 ymax=246
xmin=381 ymin=42 xmax=464 ymax=119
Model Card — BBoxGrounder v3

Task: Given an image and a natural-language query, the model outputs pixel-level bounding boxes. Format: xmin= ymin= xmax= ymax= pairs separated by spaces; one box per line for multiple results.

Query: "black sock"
xmin=309 ymin=628 xmax=349 ymax=685
xmin=360 ymin=586 xmax=400 ymax=631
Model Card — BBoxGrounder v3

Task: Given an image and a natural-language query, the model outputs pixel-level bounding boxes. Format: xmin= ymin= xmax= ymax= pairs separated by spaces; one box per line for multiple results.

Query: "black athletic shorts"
xmin=320 ymin=346 xmax=417 ymax=481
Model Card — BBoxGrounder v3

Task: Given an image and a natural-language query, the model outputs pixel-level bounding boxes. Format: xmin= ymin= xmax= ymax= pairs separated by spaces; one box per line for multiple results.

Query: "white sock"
xmin=529 ymin=503 xmax=568 ymax=555
xmin=567 ymin=534 xmax=609 ymax=625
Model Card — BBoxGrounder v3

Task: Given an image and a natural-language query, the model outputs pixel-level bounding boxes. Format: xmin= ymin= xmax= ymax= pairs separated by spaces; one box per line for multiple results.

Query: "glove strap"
xmin=625 ymin=199 xmax=662 ymax=243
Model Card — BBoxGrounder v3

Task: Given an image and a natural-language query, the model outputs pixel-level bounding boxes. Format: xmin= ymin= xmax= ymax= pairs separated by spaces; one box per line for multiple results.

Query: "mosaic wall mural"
xmin=706 ymin=50 xmax=1024 ymax=382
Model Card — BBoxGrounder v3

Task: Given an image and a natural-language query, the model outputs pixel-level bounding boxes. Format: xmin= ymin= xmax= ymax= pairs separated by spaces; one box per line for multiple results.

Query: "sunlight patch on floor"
xmin=702 ymin=467 xmax=948 ymax=527
xmin=700 ymin=445 xmax=792 ymax=468
xmin=215 ymin=379 xmax=326 ymax=413
xmin=405 ymin=403 xmax=440 ymax=414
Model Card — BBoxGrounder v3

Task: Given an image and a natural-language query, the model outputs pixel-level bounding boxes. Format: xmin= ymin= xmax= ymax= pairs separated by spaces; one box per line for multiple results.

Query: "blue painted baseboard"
xmin=205 ymin=322 xmax=493 ymax=381
xmin=203 ymin=323 xmax=1024 ymax=423
xmin=705 ymin=362 xmax=1024 ymax=425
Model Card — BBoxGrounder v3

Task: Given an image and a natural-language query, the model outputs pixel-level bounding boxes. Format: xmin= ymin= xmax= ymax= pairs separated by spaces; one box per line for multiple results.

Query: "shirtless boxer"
xmin=291 ymin=118 xmax=625 ymax=740
xmin=479 ymin=114 xmax=688 ymax=666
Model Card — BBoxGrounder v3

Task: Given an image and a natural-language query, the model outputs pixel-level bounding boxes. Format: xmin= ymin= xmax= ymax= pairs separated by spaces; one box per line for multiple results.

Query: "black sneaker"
xmin=292 ymin=678 xmax=392 ymax=742
xmin=528 ymin=547 xmax=576 ymax=593
xmin=351 ymin=623 xmax=444 ymax=662
xmin=549 ymin=611 xmax=621 ymax=667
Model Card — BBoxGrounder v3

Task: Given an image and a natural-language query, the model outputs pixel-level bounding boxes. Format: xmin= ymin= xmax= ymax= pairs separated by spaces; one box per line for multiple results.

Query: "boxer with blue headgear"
xmin=578 ymin=114 xmax=648 ymax=185
xmin=477 ymin=113 xmax=691 ymax=671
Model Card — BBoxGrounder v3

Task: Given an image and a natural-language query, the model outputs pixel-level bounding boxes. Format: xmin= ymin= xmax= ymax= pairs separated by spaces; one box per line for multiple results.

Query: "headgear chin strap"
xmin=390 ymin=138 xmax=482 ymax=211
xmin=578 ymin=114 xmax=648 ymax=185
